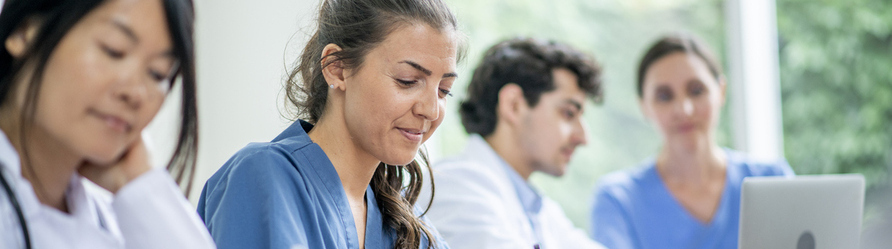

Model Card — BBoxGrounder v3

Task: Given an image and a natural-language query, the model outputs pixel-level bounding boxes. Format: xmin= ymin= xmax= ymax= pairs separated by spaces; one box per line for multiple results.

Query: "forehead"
xmin=547 ymin=68 xmax=586 ymax=100
xmin=81 ymin=0 xmax=172 ymax=49
xmin=368 ymin=23 xmax=458 ymax=72
xmin=644 ymin=52 xmax=713 ymax=87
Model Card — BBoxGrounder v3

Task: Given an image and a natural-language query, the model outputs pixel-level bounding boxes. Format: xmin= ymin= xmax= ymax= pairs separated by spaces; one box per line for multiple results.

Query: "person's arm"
xmin=590 ymin=186 xmax=636 ymax=249
xmin=198 ymin=148 xmax=310 ymax=249
xmin=112 ymin=168 xmax=215 ymax=249
xmin=423 ymin=164 xmax=530 ymax=249
xmin=76 ymin=135 xmax=214 ymax=248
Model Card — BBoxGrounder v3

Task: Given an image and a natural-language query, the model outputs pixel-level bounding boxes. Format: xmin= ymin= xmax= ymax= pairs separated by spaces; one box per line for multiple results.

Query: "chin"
xmin=379 ymin=151 xmax=418 ymax=166
xmin=82 ymin=145 xmax=127 ymax=165
xmin=544 ymin=163 xmax=569 ymax=177
xmin=547 ymin=169 xmax=567 ymax=177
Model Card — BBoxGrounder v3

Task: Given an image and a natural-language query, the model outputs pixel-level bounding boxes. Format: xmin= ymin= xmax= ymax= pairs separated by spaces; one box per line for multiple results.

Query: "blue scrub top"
xmin=589 ymin=149 xmax=794 ymax=249
xmin=197 ymin=120 xmax=447 ymax=249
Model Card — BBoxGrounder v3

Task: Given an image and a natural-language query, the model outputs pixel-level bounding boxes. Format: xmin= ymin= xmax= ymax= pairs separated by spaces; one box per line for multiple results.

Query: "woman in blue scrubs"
xmin=589 ymin=33 xmax=794 ymax=249
xmin=197 ymin=0 xmax=460 ymax=248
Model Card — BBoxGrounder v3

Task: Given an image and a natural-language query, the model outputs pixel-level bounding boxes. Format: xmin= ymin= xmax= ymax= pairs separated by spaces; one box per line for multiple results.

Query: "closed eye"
xmin=396 ymin=79 xmax=417 ymax=86
xmin=101 ymin=44 xmax=125 ymax=59
xmin=149 ymin=70 xmax=166 ymax=82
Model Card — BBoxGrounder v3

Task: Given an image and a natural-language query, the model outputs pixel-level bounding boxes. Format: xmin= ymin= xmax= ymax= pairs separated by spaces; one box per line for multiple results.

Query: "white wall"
xmin=724 ymin=0 xmax=785 ymax=161
xmin=145 ymin=0 xmax=318 ymax=202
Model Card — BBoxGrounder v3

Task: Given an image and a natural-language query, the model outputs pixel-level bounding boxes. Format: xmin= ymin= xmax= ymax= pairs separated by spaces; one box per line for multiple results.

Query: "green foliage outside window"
xmin=437 ymin=0 xmax=891 ymax=232
xmin=776 ymin=0 xmax=892 ymax=228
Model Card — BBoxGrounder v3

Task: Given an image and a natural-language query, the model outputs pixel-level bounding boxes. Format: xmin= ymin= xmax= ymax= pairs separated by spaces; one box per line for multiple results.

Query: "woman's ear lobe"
xmin=5 ymin=18 xmax=41 ymax=58
xmin=320 ymin=43 xmax=346 ymax=90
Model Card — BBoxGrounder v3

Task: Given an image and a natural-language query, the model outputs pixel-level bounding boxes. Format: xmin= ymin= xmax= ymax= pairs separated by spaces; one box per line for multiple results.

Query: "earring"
xmin=329 ymin=84 xmax=335 ymax=89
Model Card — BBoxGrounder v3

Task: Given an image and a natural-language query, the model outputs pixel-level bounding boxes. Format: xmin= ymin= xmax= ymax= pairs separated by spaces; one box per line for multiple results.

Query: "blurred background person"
xmin=419 ymin=37 xmax=605 ymax=249
xmin=589 ymin=33 xmax=794 ymax=249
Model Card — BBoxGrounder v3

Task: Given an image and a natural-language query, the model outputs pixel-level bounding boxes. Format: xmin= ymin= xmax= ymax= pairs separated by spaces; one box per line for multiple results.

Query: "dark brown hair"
xmin=636 ymin=33 xmax=723 ymax=98
xmin=0 ymin=0 xmax=198 ymax=192
xmin=284 ymin=0 xmax=462 ymax=248
xmin=459 ymin=37 xmax=603 ymax=136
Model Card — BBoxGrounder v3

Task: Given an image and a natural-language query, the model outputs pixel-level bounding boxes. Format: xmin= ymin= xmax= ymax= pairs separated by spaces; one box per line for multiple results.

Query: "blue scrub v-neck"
xmin=590 ymin=148 xmax=795 ymax=249
xmin=197 ymin=120 xmax=445 ymax=249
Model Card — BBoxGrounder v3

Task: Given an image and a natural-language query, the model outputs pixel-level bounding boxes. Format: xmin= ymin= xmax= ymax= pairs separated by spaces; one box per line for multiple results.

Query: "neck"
xmin=656 ymin=141 xmax=726 ymax=185
xmin=485 ymin=127 xmax=532 ymax=180
xmin=0 ymin=110 xmax=80 ymax=213
xmin=309 ymin=116 xmax=379 ymax=201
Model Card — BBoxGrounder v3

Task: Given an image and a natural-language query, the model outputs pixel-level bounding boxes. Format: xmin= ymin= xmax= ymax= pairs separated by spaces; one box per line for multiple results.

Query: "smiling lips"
xmin=397 ymin=127 xmax=425 ymax=143
xmin=677 ymin=123 xmax=696 ymax=133
xmin=91 ymin=110 xmax=132 ymax=133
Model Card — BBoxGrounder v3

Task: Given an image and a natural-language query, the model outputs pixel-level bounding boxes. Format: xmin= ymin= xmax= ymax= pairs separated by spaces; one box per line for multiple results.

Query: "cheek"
xmin=423 ymin=101 xmax=447 ymax=141
xmin=136 ymin=96 xmax=166 ymax=130
xmin=36 ymin=59 xmax=98 ymax=129
xmin=695 ymin=98 xmax=718 ymax=121
xmin=651 ymin=106 xmax=675 ymax=129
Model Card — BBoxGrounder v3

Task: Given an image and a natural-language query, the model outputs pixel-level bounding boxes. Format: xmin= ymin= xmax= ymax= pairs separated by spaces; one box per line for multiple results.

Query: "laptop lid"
xmin=738 ymin=174 xmax=864 ymax=249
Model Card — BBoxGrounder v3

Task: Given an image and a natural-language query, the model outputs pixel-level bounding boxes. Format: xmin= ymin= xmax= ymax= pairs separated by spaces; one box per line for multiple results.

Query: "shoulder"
xmin=594 ymin=162 xmax=654 ymax=198
xmin=425 ymin=156 xmax=519 ymax=215
xmin=215 ymin=141 xmax=310 ymax=179
xmin=431 ymin=156 xmax=507 ymax=189
xmin=725 ymin=149 xmax=795 ymax=177
xmin=202 ymin=141 xmax=317 ymax=200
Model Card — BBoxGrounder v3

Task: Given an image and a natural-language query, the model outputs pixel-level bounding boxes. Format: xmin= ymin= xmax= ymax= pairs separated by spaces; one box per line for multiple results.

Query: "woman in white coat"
xmin=0 ymin=0 xmax=214 ymax=248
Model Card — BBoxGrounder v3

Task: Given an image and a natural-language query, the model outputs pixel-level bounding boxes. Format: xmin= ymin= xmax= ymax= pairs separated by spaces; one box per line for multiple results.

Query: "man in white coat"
xmin=419 ymin=38 xmax=606 ymax=249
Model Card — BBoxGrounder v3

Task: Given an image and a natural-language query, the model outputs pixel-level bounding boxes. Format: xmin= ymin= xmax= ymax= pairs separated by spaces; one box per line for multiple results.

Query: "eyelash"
xmin=396 ymin=79 xmax=416 ymax=86
xmin=101 ymin=44 xmax=124 ymax=59
xmin=397 ymin=79 xmax=453 ymax=97
xmin=149 ymin=70 xmax=166 ymax=82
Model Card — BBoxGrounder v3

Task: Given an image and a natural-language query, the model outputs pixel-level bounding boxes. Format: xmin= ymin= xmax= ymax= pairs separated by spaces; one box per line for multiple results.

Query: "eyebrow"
xmin=565 ymin=99 xmax=583 ymax=111
xmin=399 ymin=60 xmax=458 ymax=78
xmin=111 ymin=19 xmax=139 ymax=44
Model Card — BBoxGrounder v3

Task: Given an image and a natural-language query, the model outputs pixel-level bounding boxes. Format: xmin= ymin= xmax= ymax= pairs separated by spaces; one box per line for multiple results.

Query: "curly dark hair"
xmin=459 ymin=37 xmax=603 ymax=136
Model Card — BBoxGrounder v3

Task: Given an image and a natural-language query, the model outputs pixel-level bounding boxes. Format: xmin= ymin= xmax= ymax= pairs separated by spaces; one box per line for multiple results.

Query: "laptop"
xmin=738 ymin=174 xmax=865 ymax=249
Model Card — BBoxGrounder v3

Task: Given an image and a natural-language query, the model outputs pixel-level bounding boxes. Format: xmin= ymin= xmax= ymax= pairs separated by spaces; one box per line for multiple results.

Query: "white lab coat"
xmin=0 ymin=130 xmax=215 ymax=249
xmin=419 ymin=135 xmax=605 ymax=249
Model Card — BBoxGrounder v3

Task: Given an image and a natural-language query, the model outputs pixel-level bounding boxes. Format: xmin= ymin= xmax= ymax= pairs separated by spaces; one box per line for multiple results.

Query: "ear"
xmin=5 ymin=18 xmax=41 ymax=58
xmin=496 ymin=83 xmax=528 ymax=128
xmin=320 ymin=43 xmax=346 ymax=91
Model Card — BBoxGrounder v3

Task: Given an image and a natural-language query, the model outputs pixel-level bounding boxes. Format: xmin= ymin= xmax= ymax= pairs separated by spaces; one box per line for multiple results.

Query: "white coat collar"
xmin=463 ymin=134 xmax=544 ymax=215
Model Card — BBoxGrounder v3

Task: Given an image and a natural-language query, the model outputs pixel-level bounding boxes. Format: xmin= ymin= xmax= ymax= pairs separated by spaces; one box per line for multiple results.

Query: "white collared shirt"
xmin=418 ymin=134 xmax=605 ymax=249
xmin=0 ymin=129 xmax=215 ymax=249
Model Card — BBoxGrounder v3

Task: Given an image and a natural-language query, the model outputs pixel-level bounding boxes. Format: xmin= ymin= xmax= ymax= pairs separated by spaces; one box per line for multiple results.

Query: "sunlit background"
xmin=134 ymin=0 xmax=891 ymax=245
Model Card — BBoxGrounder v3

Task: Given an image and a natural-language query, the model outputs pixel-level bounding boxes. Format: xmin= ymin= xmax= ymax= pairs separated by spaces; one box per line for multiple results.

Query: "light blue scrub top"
xmin=589 ymin=149 xmax=794 ymax=249
xmin=197 ymin=120 xmax=447 ymax=249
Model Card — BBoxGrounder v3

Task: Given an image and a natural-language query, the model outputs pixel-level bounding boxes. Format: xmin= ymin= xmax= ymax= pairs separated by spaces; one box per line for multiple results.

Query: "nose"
xmin=413 ymin=85 xmax=440 ymax=121
xmin=678 ymin=98 xmax=694 ymax=117
xmin=113 ymin=66 xmax=147 ymax=110
xmin=572 ymin=117 xmax=589 ymax=146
